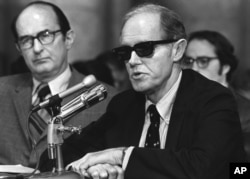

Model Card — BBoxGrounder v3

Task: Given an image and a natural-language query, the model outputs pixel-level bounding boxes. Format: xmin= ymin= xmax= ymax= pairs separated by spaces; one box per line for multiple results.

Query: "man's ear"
xmin=15 ymin=43 xmax=22 ymax=53
xmin=65 ymin=29 xmax=75 ymax=50
xmin=171 ymin=39 xmax=187 ymax=62
xmin=222 ymin=64 xmax=230 ymax=76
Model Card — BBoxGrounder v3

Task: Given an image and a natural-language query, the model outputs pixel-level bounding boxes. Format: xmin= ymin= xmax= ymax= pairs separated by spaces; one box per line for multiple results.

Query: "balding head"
xmin=12 ymin=1 xmax=70 ymax=40
xmin=10 ymin=1 xmax=75 ymax=82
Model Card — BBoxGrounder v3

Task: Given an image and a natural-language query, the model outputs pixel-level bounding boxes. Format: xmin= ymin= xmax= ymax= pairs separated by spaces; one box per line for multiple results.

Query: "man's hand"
xmin=84 ymin=164 xmax=124 ymax=179
xmin=66 ymin=147 xmax=126 ymax=178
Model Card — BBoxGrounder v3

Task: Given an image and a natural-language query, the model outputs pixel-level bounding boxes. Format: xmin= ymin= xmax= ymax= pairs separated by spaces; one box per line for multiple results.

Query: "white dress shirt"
xmin=32 ymin=65 xmax=72 ymax=104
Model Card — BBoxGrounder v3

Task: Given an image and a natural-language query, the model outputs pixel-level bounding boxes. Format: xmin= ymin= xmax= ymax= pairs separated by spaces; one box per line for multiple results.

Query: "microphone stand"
xmin=47 ymin=115 xmax=82 ymax=172
xmin=30 ymin=107 xmax=82 ymax=179
xmin=30 ymin=84 xmax=107 ymax=179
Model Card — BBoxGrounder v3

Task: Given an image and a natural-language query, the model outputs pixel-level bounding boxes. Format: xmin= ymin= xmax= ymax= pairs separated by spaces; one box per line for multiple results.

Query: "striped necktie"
xmin=145 ymin=105 xmax=161 ymax=148
xmin=29 ymin=83 xmax=52 ymax=140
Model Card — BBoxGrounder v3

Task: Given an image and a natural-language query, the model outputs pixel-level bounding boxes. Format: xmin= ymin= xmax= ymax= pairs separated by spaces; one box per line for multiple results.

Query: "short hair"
xmin=121 ymin=3 xmax=186 ymax=40
xmin=11 ymin=1 xmax=71 ymax=40
xmin=188 ymin=30 xmax=238 ymax=82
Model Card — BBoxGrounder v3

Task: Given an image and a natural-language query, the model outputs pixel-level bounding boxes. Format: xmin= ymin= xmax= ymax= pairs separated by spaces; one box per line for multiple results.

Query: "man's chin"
xmin=34 ymin=63 xmax=53 ymax=71
xmin=32 ymin=66 xmax=54 ymax=77
xmin=132 ymin=83 xmax=149 ymax=93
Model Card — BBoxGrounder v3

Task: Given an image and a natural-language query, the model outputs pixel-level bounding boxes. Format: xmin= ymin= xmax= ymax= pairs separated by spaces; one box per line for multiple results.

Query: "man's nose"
xmin=33 ymin=38 xmax=44 ymax=53
xmin=192 ymin=62 xmax=200 ymax=71
xmin=128 ymin=51 xmax=142 ymax=66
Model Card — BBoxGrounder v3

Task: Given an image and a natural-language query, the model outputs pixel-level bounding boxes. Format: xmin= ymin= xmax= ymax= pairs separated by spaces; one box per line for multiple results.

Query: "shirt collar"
xmin=32 ymin=65 xmax=72 ymax=96
xmin=145 ymin=71 xmax=182 ymax=123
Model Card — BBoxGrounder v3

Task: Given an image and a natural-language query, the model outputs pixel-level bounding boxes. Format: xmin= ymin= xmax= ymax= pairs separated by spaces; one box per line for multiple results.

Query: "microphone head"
xmin=82 ymin=75 xmax=97 ymax=87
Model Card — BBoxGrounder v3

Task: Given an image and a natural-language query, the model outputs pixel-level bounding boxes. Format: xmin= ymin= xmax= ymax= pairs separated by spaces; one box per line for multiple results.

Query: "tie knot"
xmin=37 ymin=83 xmax=51 ymax=102
xmin=148 ymin=105 xmax=160 ymax=124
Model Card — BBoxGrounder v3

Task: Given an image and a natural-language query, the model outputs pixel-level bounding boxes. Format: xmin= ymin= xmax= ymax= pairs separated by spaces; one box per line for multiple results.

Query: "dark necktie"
xmin=145 ymin=105 xmax=161 ymax=148
xmin=30 ymin=83 xmax=51 ymax=140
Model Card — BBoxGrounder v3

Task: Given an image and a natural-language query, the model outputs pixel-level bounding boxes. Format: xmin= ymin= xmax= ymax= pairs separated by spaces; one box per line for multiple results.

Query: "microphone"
xmin=57 ymin=84 xmax=107 ymax=120
xmin=31 ymin=75 xmax=97 ymax=112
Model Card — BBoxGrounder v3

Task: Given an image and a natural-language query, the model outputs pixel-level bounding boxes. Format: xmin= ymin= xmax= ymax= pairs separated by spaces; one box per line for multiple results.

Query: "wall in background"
xmin=165 ymin=0 xmax=250 ymax=72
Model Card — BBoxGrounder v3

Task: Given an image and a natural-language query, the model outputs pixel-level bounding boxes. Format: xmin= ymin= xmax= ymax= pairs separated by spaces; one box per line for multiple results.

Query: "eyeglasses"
xmin=112 ymin=39 xmax=179 ymax=62
xmin=17 ymin=29 xmax=62 ymax=50
xmin=181 ymin=56 xmax=218 ymax=69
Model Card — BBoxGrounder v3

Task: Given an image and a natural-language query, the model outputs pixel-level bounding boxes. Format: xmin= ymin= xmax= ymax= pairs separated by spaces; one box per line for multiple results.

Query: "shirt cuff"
xmin=122 ymin=146 xmax=134 ymax=170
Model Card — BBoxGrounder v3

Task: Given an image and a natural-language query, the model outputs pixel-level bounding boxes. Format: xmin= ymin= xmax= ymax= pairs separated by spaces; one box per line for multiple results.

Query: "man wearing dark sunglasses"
xmin=39 ymin=3 xmax=246 ymax=179
xmin=0 ymin=1 xmax=117 ymax=169
xmin=184 ymin=30 xmax=250 ymax=162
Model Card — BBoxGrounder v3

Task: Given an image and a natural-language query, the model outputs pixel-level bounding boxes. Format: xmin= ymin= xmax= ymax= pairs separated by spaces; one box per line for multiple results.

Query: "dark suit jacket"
xmin=40 ymin=69 xmax=246 ymax=179
xmin=232 ymin=90 xmax=250 ymax=161
xmin=0 ymin=68 xmax=117 ymax=167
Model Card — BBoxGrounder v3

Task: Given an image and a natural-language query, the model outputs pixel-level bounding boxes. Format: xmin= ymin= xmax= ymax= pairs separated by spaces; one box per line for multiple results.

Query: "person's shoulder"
xmin=110 ymin=89 xmax=144 ymax=105
xmin=0 ymin=73 xmax=31 ymax=87
xmin=0 ymin=73 xmax=31 ymax=95
xmin=181 ymin=69 xmax=237 ymax=108
xmin=105 ymin=89 xmax=144 ymax=113
xmin=181 ymin=70 xmax=239 ymax=115
xmin=233 ymin=90 xmax=250 ymax=108
xmin=182 ymin=69 xmax=231 ymax=94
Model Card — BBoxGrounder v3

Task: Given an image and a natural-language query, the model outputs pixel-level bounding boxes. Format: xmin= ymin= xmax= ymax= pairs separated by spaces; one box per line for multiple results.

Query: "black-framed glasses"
xmin=112 ymin=39 xmax=179 ymax=62
xmin=17 ymin=29 xmax=62 ymax=50
xmin=181 ymin=56 xmax=218 ymax=69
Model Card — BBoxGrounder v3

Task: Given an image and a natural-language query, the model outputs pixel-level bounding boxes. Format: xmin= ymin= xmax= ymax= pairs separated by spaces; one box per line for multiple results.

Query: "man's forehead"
xmin=18 ymin=5 xmax=55 ymax=21
xmin=121 ymin=13 xmax=163 ymax=44
xmin=16 ymin=5 xmax=58 ymax=36
xmin=187 ymin=39 xmax=217 ymax=56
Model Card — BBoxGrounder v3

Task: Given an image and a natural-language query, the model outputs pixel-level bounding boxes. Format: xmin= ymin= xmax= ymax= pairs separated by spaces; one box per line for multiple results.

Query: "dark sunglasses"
xmin=112 ymin=39 xmax=179 ymax=62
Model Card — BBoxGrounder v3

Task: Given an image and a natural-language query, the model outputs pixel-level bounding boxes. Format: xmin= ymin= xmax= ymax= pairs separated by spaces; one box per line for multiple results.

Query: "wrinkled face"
xmin=185 ymin=39 xmax=227 ymax=84
xmin=121 ymin=13 xmax=176 ymax=96
xmin=15 ymin=5 xmax=73 ymax=81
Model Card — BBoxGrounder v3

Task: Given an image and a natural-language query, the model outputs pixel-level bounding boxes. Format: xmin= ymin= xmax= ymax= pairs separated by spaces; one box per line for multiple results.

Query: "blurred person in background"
xmin=73 ymin=50 xmax=132 ymax=92
xmin=102 ymin=50 xmax=132 ymax=92
xmin=0 ymin=1 xmax=116 ymax=168
xmin=232 ymin=69 xmax=250 ymax=100
xmin=182 ymin=30 xmax=250 ymax=161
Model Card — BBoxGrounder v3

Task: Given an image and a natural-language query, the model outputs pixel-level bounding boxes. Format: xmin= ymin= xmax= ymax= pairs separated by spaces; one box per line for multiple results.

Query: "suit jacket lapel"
xmin=12 ymin=74 xmax=33 ymax=142
xmin=124 ymin=93 xmax=145 ymax=146
xmin=62 ymin=68 xmax=85 ymax=106
xmin=165 ymin=70 xmax=192 ymax=148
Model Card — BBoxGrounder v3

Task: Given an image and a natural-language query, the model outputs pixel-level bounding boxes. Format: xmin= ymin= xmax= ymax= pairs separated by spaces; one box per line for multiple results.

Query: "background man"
xmin=182 ymin=30 xmax=250 ymax=161
xmin=0 ymin=1 xmax=116 ymax=168
xmin=40 ymin=4 xmax=246 ymax=179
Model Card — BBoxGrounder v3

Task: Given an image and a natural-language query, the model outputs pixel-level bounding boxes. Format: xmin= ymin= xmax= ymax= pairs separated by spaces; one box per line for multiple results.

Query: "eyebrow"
xmin=18 ymin=29 xmax=50 ymax=40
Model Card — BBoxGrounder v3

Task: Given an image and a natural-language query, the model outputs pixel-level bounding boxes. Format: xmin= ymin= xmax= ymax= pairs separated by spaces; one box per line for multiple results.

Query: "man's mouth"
xmin=33 ymin=57 xmax=49 ymax=63
xmin=131 ymin=71 xmax=145 ymax=79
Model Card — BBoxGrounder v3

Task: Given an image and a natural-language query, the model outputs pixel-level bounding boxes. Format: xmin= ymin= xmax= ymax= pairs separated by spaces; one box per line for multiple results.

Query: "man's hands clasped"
xmin=66 ymin=147 xmax=126 ymax=179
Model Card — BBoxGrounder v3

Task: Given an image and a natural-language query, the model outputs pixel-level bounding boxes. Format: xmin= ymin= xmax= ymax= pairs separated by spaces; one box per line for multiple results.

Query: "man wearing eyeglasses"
xmin=182 ymin=30 xmax=237 ymax=87
xmin=0 ymin=1 xmax=116 ymax=168
xmin=39 ymin=3 xmax=246 ymax=179
xmin=183 ymin=30 xmax=250 ymax=162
